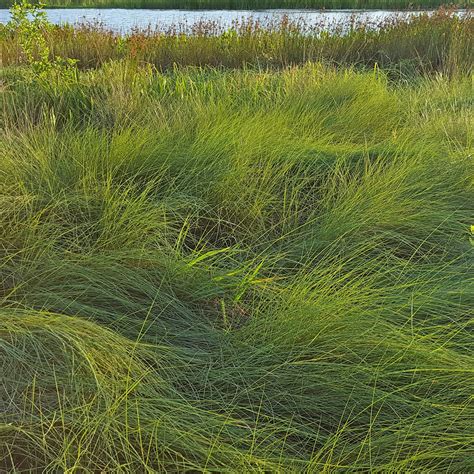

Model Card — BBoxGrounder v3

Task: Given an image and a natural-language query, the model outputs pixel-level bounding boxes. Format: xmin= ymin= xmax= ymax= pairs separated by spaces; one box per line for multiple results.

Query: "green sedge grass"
xmin=0 ymin=45 xmax=473 ymax=473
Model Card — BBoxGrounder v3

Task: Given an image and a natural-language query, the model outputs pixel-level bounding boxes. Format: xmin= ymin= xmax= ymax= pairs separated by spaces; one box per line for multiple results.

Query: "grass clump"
xmin=0 ymin=7 xmax=473 ymax=472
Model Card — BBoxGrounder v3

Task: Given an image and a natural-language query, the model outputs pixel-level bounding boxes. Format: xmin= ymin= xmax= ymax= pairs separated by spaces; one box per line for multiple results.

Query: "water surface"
xmin=0 ymin=8 xmax=454 ymax=33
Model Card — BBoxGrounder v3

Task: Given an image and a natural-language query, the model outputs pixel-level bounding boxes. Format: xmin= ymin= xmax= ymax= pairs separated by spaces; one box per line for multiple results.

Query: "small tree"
xmin=9 ymin=0 xmax=77 ymax=79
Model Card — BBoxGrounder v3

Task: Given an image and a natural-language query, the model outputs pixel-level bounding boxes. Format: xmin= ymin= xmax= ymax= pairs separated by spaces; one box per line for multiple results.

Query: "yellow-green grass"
xmin=0 ymin=31 xmax=473 ymax=473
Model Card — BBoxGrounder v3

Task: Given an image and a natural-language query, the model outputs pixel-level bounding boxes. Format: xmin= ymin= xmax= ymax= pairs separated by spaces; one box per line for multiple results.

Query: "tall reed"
xmin=2 ymin=8 xmax=472 ymax=77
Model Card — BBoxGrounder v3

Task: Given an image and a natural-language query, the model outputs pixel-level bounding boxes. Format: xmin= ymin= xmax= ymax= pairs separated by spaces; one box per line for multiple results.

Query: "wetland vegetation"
xmin=0 ymin=3 xmax=473 ymax=472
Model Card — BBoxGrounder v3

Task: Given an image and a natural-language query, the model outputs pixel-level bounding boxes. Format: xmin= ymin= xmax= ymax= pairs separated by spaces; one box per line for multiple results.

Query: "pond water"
xmin=0 ymin=8 xmax=456 ymax=34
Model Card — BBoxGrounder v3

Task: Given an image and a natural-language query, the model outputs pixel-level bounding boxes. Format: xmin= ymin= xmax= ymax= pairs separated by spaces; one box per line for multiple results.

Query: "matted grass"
xmin=0 ymin=19 xmax=473 ymax=472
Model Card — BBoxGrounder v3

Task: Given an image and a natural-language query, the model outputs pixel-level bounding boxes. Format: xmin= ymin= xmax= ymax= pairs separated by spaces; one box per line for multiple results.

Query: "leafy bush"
xmin=7 ymin=0 xmax=77 ymax=79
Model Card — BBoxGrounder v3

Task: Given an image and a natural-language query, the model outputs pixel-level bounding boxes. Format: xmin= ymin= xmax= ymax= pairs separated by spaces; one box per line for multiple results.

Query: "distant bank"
xmin=0 ymin=0 xmax=468 ymax=10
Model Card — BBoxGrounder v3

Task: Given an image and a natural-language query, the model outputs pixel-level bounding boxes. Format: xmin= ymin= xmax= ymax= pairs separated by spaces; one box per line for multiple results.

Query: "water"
xmin=0 ymin=8 xmax=453 ymax=33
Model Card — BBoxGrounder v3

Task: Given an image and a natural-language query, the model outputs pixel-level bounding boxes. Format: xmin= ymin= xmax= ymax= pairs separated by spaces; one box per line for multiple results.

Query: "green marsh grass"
xmin=0 ymin=12 xmax=473 ymax=472
xmin=1 ymin=61 xmax=473 ymax=471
